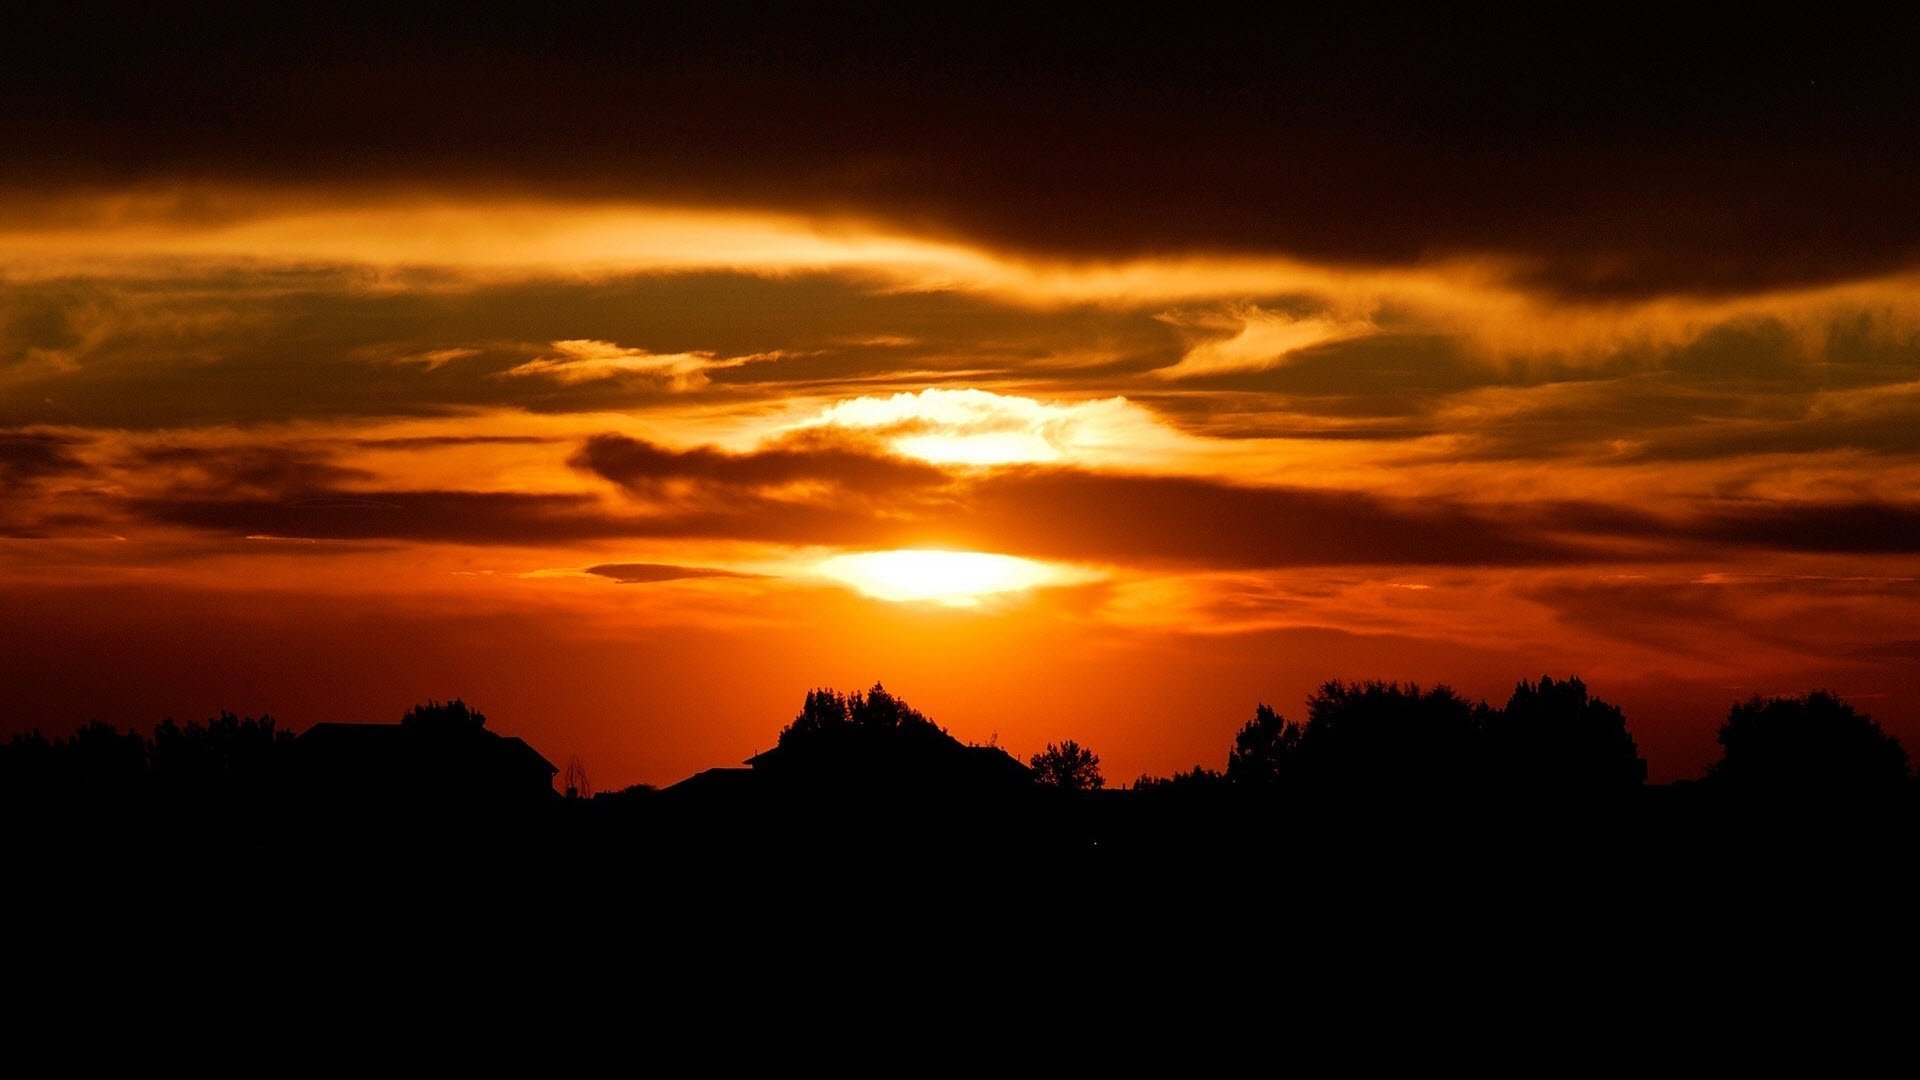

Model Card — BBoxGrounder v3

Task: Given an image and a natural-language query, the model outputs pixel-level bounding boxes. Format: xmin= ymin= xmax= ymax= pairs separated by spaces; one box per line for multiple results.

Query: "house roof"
xmin=297 ymin=722 xmax=557 ymax=776
xmin=663 ymin=766 xmax=759 ymax=797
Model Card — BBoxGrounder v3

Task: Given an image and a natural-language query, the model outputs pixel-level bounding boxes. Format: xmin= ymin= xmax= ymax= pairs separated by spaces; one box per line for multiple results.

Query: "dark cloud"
xmin=1520 ymin=573 xmax=1920 ymax=662
xmin=0 ymin=287 xmax=98 ymax=369
xmin=101 ymin=425 xmax=1920 ymax=564
xmin=584 ymin=563 xmax=760 ymax=585
xmin=1622 ymin=404 xmax=1920 ymax=463
xmin=132 ymin=491 xmax=642 ymax=545
xmin=0 ymin=431 xmax=88 ymax=490
xmin=1402 ymin=322 xmax=1920 ymax=465
xmin=353 ymin=435 xmax=559 ymax=449
xmin=112 ymin=428 xmax=1583 ymax=565
xmin=1851 ymin=641 xmax=1920 ymax=662
xmin=1165 ymin=334 xmax=1495 ymax=405
xmin=127 ymin=488 xmax=903 ymax=548
xmin=5 ymin=9 xmax=1919 ymax=295
xmin=945 ymin=471 xmax=1609 ymax=568
xmin=0 ymin=430 xmax=102 ymax=536
xmin=569 ymin=433 xmax=950 ymax=501
xmin=1516 ymin=499 xmax=1920 ymax=556
xmin=129 ymin=444 xmax=373 ymax=494
xmin=1689 ymin=502 xmax=1920 ymax=554
xmin=1147 ymin=317 xmax=1920 ymax=455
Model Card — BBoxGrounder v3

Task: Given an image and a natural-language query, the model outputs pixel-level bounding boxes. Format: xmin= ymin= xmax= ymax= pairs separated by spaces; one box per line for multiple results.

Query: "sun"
xmin=813 ymin=549 xmax=1073 ymax=606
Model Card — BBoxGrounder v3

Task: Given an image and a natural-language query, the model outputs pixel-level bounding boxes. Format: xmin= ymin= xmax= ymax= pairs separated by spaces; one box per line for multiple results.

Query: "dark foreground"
xmin=13 ymin=787 xmax=1919 ymax=1071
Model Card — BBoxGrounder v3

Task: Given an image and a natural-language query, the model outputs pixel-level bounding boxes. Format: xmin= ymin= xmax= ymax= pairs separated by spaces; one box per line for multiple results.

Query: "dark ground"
xmin=12 ymin=787 xmax=1917 ymax=1071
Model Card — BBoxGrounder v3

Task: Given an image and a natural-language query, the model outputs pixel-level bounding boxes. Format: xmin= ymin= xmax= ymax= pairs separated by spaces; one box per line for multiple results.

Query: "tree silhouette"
xmin=1711 ymin=691 xmax=1909 ymax=797
xmin=401 ymin=698 xmax=487 ymax=736
xmin=1481 ymin=676 xmax=1645 ymax=794
xmin=778 ymin=684 xmax=942 ymax=744
xmin=563 ymin=755 xmax=591 ymax=800
xmin=1225 ymin=704 xmax=1298 ymax=789
xmin=786 ymin=687 xmax=852 ymax=742
xmin=1030 ymin=741 xmax=1103 ymax=791
xmin=753 ymin=683 xmax=1027 ymax=792
xmin=63 ymin=720 xmax=150 ymax=797
xmin=1291 ymin=680 xmax=1477 ymax=796
xmin=151 ymin=712 xmax=289 ymax=783
xmin=850 ymin=682 xmax=929 ymax=733
xmin=1133 ymin=766 xmax=1223 ymax=791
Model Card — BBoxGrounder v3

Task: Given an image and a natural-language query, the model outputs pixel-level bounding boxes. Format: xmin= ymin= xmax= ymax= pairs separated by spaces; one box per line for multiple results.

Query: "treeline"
xmin=0 ymin=700 xmax=486 ymax=817
xmin=3 ymin=678 xmax=1915 ymax=816
xmin=1111 ymin=678 xmax=1912 ymax=803
xmin=0 ymin=712 xmax=290 ymax=807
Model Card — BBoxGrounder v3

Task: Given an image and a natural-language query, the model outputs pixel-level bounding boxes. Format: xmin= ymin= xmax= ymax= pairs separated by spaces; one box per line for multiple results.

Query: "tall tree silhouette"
xmin=1225 ymin=704 xmax=1298 ymax=789
xmin=1030 ymin=741 xmax=1103 ymax=791
xmin=1711 ymin=691 xmax=1909 ymax=797
xmin=1481 ymin=677 xmax=1645 ymax=795
xmin=786 ymin=687 xmax=852 ymax=742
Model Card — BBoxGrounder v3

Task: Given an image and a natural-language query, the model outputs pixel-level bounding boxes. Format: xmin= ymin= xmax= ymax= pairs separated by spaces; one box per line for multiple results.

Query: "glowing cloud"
xmin=790 ymin=388 xmax=1191 ymax=468
xmin=505 ymin=339 xmax=776 ymax=389
xmin=813 ymin=549 xmax=1086 ymax=606
xmin=1154 ymin=304 xmax=1378 ymax=379
xmin=10 ymin=190 xmax=1920 ymax=368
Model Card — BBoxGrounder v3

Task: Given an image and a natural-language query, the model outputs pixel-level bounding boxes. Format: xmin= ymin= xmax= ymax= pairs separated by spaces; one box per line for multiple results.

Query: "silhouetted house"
xmin=291 ymin=722 xmax=556 ymax=815
xmin=663 ymin=767 xmax=759 ymax=801
xmin=742 ymin=737 xmax=1031 ymax=796
xmin=661 ymin=685 xmax=1033 ymax=812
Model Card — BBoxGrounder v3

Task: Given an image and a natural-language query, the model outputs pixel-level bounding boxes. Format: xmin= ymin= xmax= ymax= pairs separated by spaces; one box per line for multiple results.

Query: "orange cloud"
xmin=1153 ymin=304 xmax=1378 ymax=378
xmin=784 ymin=388 xmax=1200 ymax=469
xmin=8 ymin=188 xmax=1920 ymax=370
xmin=504 ymin=339 xmax=779 ymax=390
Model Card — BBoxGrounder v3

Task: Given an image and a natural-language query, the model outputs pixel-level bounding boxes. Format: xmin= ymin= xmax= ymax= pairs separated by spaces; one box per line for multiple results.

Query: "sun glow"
xmin=813 ymin=549 xmax=1076 ymax=606
xmin=790 ymin=388 xmax=1194 ymax=468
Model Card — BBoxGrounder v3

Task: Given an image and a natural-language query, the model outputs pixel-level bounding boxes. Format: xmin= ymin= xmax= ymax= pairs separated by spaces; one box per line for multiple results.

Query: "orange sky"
xmin=4 ymin=191 xmax=1916 ymax=785
xmin=5 ymin=12 xmax=1919 ymax=787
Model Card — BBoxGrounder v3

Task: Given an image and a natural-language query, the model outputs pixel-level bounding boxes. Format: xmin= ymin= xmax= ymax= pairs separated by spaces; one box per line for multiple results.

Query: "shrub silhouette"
xmin=1711 ymin=691 xmax=1909 ymax=797
xmin=1030 ymin=740 xmax=1103 ymax=791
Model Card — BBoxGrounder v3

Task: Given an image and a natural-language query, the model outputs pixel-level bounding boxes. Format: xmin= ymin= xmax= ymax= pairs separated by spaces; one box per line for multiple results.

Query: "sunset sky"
xmin=4 ymin=8 xmax=1917 ymax=786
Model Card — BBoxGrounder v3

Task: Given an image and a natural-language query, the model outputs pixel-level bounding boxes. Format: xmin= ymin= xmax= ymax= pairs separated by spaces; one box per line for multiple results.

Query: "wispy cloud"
xmin=504 ymin=339 xmax=780 ymax=390
xmin=1153 ymin=304 xmax=1377 ymax=379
